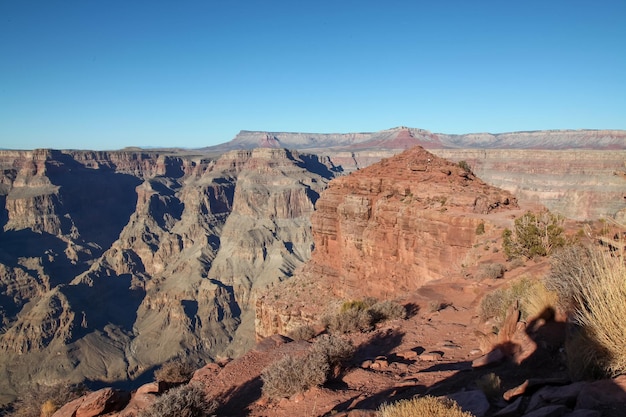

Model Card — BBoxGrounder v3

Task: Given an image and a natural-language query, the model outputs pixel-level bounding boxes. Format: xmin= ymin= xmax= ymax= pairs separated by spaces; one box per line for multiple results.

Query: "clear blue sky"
xmin=1 ymin=1 xmax=625 ymax=150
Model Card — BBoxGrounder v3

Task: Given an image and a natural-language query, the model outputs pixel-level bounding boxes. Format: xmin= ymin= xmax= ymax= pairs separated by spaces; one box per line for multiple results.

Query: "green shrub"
xmin=379 ymin=395 xmax=474 ymax=417
xmin=154 ymin=359 xmax=196 ymax=385
xmin=340 ymin=300 xmax=369 ymax=312
xmin=137 ymin=383 xmax=217 ymax=417
xmin=502 ymin=210 xmax=566 ymax=260
xmin=475 ymin=222 xmax=485 ymax=235
xmin=458 ymin=160 xmax=472 ymax=173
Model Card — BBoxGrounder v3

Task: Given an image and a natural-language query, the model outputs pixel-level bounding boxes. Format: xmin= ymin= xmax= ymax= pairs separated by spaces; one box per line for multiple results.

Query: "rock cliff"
xmin=0 ymin=148 xmax=334 ymax=402
xmin=255 ymin=146 xmax=519 ymax=338
xmin=431 ymin=149 xmax=626 ymax=221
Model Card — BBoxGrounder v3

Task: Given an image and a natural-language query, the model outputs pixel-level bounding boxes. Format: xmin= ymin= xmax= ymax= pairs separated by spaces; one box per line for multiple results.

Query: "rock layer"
xmin=255 ymin=146 xmax=519 ymax=338
xmin=0 ymin=148 xmax=334 ymax=402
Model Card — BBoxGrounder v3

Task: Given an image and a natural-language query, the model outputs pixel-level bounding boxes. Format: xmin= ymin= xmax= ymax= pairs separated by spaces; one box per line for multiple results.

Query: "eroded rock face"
xmin=255 ymin=147 xmax=518 ymax=338
xmin=0 ymin=148 xmax=333 ymax=402
xmin=432 ymin=149 xmax=626 ymax=221
xmin=307 ymin=147 xmax=516 ymax=299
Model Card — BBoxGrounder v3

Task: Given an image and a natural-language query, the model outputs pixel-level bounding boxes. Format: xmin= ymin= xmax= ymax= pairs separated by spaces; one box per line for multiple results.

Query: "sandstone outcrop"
xmin=255 ymin=146 xmax=519 ymax=338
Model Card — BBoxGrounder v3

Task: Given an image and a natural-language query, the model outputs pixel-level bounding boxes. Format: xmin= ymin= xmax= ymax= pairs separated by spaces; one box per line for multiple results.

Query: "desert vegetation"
xmin=379 ymin=395 xmax=474 ymax=417
xmin=137 ymin=383 xmax=217 ymax=417
xmin=261 ymin=334 xmax=355 ymax=399
xmin=479 ymin=276 xmax=558 ymax=327
xmin=502 ymin=210 xmax=566 ymax=259
xmin=6 ymin=382 xmax=88 ymax=417
xmin=549 ymin=242 xmax=626 ymax=380
xmin=154 ymin=359 xmax=197 ymax=385
xmin=323 ymin=298 xmax=407 ymax=334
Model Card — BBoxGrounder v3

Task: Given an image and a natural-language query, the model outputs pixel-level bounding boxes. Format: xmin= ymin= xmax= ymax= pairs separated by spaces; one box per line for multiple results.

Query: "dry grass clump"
xmin=137 ymin=383 xmax=217 ymax=417
xmin=562 ymin=246 xmax=626 ymax=380
xmin=480 ymin=277 xmax=558 ymax=327
xmin=476 ymin=263 xmax=505 ymax=280
xmin=287 ymin=324 xmax=317 ymax=341
xmin=545 ymin=244 xmax=594 ymax=312
xmin=324 ymin=298 xmax=406 ymax=334
xmin=8 ymin=382 xmax=88 ymax=417
xmin=379 ymin=395 xmax=474 ymax=417
xmin=261 ymin=334 xmax=354 ymax=399
xmin=154 ymin=359 xmax=196 ymax=385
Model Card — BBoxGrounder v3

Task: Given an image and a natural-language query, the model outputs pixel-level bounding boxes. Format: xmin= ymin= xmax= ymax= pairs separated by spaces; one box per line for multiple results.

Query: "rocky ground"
xmin=43 ymin=259 xmax=626 ymax=416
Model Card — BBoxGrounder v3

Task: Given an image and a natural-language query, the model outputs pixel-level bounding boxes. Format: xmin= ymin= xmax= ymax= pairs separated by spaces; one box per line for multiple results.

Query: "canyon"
xmin=0 ymin=127 xmax=625 ymax=407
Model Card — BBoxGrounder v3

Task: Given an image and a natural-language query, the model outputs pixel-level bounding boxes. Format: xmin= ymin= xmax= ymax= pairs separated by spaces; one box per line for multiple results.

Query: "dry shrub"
xmin=310 ymin=334 xmax=355 ymax=372
xmin=326 ymin=298 xmax=406 ymax=334
xmin=369 ymin=300 xmax=407 ymax=321
xmin=261 ymin=354 xmax=328 ymax=399
xmin=523 ymin=280 xmax=559 ymax=322
xmin=479 ymin=277 xmax=557 ymax=326
xmin=563 ymin=246 xmax=626 ymax=380
xmin=40 ymin=400 xmax=57 ymax=417
xmin=326 ymin=307 xmax=374 ymax=333
xmin=287 ymin=324 xmax=317 ymax=341
xmin=545 ymin=244 xmax=594 ymax=312
xmin=137 ymin=383 xmax=217 ymax=417
xmin=8 ymin=382 xmax=88 ymax=417
xmin=379 ymin=395 xmax=474 ymax=417
xmin=476 ymin=263 xmax=505 ymax=280
xmin=154 ymin=359 xmax=196 ymax=385
xmin=261 ymin=335 xmax=354 ymax=399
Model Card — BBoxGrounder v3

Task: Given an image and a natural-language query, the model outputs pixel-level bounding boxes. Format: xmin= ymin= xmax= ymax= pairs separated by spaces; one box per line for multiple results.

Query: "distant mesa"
xmin=200 ymin=127 xmax=626 ymax=153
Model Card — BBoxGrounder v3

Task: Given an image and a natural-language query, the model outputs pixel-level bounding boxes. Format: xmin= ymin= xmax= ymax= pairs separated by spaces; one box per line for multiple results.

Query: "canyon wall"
xmin=255 ymin=147 xmax=520 ymax=338
xmin=0 ymin=148 xmax=334 ymax=402
xmin=1 ymin=135 xmax=625 ymax=402
xmin=430 ymin=149 xmax=626 ymax=221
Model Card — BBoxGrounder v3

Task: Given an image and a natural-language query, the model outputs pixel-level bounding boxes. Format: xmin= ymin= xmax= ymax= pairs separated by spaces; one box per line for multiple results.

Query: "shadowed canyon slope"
xmin=0 ymin=148 xmax=336 ymax=402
